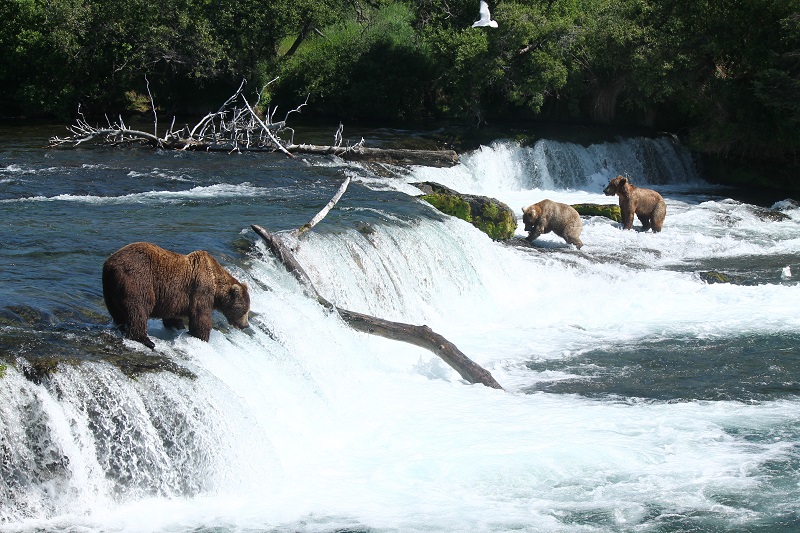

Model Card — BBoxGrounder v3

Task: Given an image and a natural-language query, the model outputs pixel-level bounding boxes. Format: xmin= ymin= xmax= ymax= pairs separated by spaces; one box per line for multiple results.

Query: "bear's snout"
xmin=229 ymin=314 xmax=249 ymax=330
xmin=603 ymin=184 xmax=615 ymax=196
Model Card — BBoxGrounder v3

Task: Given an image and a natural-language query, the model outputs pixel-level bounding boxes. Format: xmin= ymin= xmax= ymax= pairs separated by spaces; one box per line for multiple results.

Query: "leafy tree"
xmin=419 ymin=0 xmax=580 ymax=122
xmin=275 ymin=2 xmax=435 ymax=120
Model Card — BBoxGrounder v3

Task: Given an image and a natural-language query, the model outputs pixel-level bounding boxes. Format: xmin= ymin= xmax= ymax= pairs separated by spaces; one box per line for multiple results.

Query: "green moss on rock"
xmin=472 ymin=200 xmax=517 ymax=240
xmin=571 ymin=203 xmax=622 ymax=222
xmin=698 ymin=270 xmax=751 ymax=285
xmin=416 ymin=182 xmax=517 ymax=241
xmin=421 ymin=193 xmax=473 ymax=222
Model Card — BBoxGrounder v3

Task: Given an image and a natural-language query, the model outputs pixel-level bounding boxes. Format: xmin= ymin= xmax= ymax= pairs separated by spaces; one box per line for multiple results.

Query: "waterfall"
xmin=409 ymin=135 xmax=703 ymax=197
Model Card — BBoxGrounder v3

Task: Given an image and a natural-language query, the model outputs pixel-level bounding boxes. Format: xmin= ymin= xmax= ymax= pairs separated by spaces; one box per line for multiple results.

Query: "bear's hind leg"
xmin=126 ymin=308 xmax=155 ymax=349
xmin=637 ymin=213 xmax=652 ymax=232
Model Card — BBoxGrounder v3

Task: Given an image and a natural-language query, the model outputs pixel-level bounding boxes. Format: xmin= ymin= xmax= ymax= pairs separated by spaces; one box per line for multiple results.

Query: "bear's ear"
xmin=229 ymin=284 xmax=243 ymax=297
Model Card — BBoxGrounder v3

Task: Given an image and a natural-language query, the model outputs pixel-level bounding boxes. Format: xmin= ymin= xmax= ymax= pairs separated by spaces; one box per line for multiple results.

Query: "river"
xmin=1 ymin=124 xmax=799 ymax=532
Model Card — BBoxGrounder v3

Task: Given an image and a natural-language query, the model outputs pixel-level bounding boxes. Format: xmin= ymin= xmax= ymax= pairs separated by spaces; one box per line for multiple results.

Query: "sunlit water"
xmin=1 ymin=125 xmax=799 ymax=532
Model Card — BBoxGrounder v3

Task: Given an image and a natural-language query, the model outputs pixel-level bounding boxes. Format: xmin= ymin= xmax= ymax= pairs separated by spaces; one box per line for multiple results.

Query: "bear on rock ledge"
xmin=102 ymin=242 xmax=250 ymax=349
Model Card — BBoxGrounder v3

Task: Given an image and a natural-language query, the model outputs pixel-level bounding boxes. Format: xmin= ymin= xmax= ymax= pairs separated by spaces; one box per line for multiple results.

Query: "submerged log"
xmin=413 ymin=182 xmax=517 ymax=240
xmin=251 ymin=190 xmax=503 ymax=390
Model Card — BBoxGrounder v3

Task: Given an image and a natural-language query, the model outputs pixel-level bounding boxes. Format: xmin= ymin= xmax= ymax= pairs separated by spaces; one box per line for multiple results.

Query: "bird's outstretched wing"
xmin=472 ymin=1 xmax=498 ymax=28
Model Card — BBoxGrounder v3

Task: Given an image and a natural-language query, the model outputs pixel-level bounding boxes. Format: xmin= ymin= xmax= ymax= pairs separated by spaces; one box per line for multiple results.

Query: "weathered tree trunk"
xmin=337 ymin=309 xmax=502 ymax=388
xmin=287 ymin=144 xmax=458 ymax=168
xmin=250 ymin=222 xmax=503 ymax=390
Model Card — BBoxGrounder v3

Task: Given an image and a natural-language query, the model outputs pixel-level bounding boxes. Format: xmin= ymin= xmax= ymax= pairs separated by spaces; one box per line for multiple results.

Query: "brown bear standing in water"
xmin=102 ymin=242 xmax=250 ymax=349
xmin=521 ymin=199 xmax=583 ymax=249
xmin=603 ymin=175 xmax=666 ymax=232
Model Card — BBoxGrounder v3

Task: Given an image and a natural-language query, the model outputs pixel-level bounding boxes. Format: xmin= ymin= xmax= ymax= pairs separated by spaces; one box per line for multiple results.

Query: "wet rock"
xmin=571 ymin=203 xmax=622 ymax=222
xmin=698 ymin=270 xmax=753 ymax=285
xmin=749 ymin=206 xmax=790 ymax=222
xmin=413 ymin=181 xmax=517 ymax=240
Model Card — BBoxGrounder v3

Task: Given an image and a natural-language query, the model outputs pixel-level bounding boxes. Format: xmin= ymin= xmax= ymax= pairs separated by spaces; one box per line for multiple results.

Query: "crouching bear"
xmin=522 ymin=199 xmax=583 ymax=249
xmin=102 ymin=242 xmax=250 ymax=349
xmin=603 ymin=175 xmax=666 ymax=232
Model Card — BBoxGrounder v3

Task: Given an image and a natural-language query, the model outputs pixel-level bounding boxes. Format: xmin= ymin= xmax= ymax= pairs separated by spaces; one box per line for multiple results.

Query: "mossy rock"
xmin=415 ymin=182 xmax=517 ymax=240
xmin=421 ymin=193 xmax=472 ymax=222
xmin=0 ymin=363 xmax=6 ymax=379
xmin=572 ymin=203 xmax=622 ymax=222
xmin=698 ymin=270 xmax=752 ymax=285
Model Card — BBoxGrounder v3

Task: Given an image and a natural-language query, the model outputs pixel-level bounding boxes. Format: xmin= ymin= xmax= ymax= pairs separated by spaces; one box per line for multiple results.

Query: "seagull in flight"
xmin=472 ymin=0 xmax=498 ymax=28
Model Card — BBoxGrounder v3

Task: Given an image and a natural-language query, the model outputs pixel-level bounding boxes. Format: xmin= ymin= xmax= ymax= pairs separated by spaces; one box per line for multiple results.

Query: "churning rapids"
xmin=1 ymin=124 xmax=799 ymax=533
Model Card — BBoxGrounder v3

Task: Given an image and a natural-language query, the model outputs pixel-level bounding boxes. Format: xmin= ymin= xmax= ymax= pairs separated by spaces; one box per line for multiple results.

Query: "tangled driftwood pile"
xmin=49 ymin=80 xmax=458 ymax=167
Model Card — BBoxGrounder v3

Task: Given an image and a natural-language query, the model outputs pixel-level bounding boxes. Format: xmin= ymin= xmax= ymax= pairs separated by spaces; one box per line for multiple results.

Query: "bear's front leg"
xmin=188 ymin=304 xmax=213 ymax=342
xmin=621 ymin=207 xmax=635 ymax=230
xmin=526 ymin=228 xmax=543 ymax=242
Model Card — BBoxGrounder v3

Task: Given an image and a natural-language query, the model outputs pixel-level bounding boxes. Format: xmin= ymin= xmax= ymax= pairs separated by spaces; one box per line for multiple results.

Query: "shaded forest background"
xmin=1 ymin=0 xmax=798 ymax=187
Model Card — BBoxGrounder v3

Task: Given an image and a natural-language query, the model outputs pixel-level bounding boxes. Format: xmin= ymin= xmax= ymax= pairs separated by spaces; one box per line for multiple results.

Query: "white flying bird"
xmin=472 ymin=0 xmax=498 ymax=28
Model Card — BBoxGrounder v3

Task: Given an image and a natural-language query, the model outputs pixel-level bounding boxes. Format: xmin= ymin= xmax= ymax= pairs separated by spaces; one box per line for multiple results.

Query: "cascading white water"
xmin=409 ymin=135 xmax=702 ymax=199
xmin=2 ymin=134 xmax=799 ymax=532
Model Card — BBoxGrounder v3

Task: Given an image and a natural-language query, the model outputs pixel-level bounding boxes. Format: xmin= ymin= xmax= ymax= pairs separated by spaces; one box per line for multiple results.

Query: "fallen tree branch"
xmin=250 ymin=182 xmax=503 ymax=390
xmin=337 ymin=309 xmax=503 ymax=388
xmin=293 ymin=176 xmax=351 ymax=238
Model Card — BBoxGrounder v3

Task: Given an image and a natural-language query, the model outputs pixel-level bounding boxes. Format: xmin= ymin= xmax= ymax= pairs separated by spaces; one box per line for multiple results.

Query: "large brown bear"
xmin=521 ymin=199 xmax=583 ymax=249
xmin=102 ymin=242 xmax=250 ymax=349
xmin=603 ymin=175 xmax=666 ymax=232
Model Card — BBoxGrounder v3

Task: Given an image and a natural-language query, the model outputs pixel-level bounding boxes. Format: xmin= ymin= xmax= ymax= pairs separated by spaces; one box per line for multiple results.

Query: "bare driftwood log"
xmin=251 ymin=183 xmax=502 ymax=390
xmin=337 ymin=309 xmax=503 ymax=388
xmin=294 ymin=176 xmax=351 ymax=238
xmin=50 ymin=79 xmax=458 ymax=168
xmin=286 ymin=144 xmax=458 ymax=167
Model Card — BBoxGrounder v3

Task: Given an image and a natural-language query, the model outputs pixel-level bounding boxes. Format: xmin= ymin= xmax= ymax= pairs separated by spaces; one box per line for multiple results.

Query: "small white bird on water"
xmin=472 ymin=0 xmax=498 ymax=28
xmin=782 ymin=265 xmax=792 ymax=279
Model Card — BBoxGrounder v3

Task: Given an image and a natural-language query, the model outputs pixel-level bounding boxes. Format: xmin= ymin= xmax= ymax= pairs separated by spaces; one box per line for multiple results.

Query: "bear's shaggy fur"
xmin=603 ymin=175 xmax=666 ymax=232
xmin=521 ymin=199 xmax=583 ymax=249
xmin=102 ymin=242 xmax=250 ymax=349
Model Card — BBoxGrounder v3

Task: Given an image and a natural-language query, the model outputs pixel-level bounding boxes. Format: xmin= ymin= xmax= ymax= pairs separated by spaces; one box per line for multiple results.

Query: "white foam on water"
xmin=2 ymin=137 xmax=799 ymax=532
xmin=0 ymin=183 xmax=273 ymax=205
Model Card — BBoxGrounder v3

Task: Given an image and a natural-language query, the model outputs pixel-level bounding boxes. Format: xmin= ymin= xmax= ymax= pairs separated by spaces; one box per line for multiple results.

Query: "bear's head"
xmin=521 ymin=204 xmax=541 ymax=232
xmin=603 ymin=176 xmax=628 ymax=196
xmin=220 ymin=283 xmax=250 ymax=330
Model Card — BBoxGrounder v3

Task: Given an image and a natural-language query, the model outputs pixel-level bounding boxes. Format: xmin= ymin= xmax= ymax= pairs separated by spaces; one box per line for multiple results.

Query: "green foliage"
xmin=0 ymin=0 xmax=798 ymax=172
xmin=276 ymin=2 xmax=435 ymax=120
